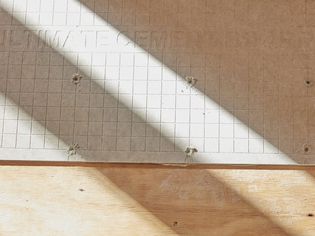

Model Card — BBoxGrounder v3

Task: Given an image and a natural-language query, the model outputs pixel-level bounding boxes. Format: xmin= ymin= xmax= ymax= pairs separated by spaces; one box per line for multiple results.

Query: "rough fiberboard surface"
xmin=0 ymin=0 xmax=314 ymax=164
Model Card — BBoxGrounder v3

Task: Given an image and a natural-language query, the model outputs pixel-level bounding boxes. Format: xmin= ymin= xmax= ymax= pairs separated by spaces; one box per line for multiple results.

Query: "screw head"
xmin=185 ymin=147 xmax=191 ymax=154
xmin=72 ymin=73 xmax=82 ymax=85
xmin=304 ymin=80 xmax=313 ymax=87
xmin=185 ymin=76 xmax=197 ymax=86
xmin=303 ymin=144 xmax=311 ymax=153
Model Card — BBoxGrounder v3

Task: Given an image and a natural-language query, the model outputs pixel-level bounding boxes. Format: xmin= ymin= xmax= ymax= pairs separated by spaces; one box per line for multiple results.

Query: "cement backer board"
xmin=0 ymin=0 xmax=313 ymax=164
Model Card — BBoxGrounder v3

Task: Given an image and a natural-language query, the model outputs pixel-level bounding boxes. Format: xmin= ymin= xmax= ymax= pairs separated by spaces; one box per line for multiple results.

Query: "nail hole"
xmin=79 ymin=188 xmax=85 ymax=192
xmin=308 ymin=213 xmax=314 ymax=217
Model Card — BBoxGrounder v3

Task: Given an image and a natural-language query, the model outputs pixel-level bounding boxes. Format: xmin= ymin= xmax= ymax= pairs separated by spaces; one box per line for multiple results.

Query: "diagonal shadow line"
xmin=96 ymin=166 xmax=293 ymax=236
xmin=76 ymin=1 xmax=315 ymax=204
xmin=78 ymin=0 xmax=314 ymax=165
xmin=0 ymin=4 xmax=297 ymax=236
xmin=79 ymin=0 xmax=315 ymax=233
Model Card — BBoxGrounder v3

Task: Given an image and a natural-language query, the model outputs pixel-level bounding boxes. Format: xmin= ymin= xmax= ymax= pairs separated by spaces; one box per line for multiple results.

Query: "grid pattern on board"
xmin=0 ymin=0 xmax=313 ymax=164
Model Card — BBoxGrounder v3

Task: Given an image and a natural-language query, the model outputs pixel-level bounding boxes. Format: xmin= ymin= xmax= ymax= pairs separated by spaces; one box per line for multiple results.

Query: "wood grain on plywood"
xmin=1 ymin=165 xmax=315 ymax=235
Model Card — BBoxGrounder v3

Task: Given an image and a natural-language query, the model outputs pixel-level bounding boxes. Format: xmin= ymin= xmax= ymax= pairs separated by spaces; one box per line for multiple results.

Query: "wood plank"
xmin=0 ymin=165 xmax=314 ymax=235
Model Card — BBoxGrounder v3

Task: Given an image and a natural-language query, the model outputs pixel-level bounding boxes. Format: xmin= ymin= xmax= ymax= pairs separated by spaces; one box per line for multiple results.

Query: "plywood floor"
xmin=1 ymin=163 xmax=315 ymax=235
